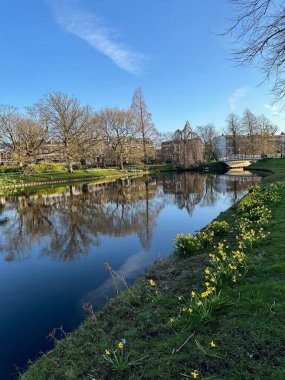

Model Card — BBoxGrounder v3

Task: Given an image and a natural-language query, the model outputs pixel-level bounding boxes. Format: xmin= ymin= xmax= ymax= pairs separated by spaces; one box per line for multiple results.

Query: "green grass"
xmin=0 ymin=176 xmax=132 ymax=197
xmin=198 ymin=161 xmax=228 ymax=172
xmin=147 ymin=163 xmax=175 ymax=171
xmin=0 ymin=165 xmax=175 ymax=188
xmin=20 ymin=158 xmax=285 ymax=380
xmin=0 ymin=168 xmax=136 ymax=187
xmin=248 ymin=157 xmax=285 ymax=182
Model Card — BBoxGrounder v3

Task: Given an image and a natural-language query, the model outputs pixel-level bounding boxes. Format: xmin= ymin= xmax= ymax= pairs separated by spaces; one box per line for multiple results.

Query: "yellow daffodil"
xmin=191 ymin=370 xmax=199 ymax=378
xmin=209 ymin=340 xmax=216 ymax=348
xmin=105 ymin=349 xmax=111 ymax=355
xmin=118 ymin=342 xmax=124 ymax=349
xmin=149 ymin=279 xmax=156 ymax=287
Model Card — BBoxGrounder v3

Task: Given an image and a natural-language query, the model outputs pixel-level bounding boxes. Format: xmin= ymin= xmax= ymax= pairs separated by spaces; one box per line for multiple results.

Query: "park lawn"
xmin=0 ymin=168 xmax=135 ymax=187
xmin=248 ymin=157 xmax=285 ymax=181
xmin=20 ymin=159 xmax=285 ymax=380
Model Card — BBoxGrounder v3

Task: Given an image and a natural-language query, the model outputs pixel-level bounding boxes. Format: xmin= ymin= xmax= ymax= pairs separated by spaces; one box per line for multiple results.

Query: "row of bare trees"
xmin=0 ymin=88 xmax=159 ymax=171
xmin=225 ymin=109 xmax=278 ymax=156
xmin=193 ymin=109 xmax=279 ymax=161
xmin=0 ymin=92 xmax=280 ymax=170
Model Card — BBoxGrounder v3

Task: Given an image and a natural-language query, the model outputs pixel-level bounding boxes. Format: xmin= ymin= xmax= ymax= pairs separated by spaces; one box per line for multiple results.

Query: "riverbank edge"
xmin=0 ymin=163 xmax=227 ymax=191
xmin=20 ymin=159 xmax=285 ymax=379
xmin=0 ymin=170 xmax=145 ymax=190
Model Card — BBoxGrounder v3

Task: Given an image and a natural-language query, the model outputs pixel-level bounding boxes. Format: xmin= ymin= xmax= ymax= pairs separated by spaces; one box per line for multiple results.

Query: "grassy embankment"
xmin=198 ymin=161 xmax=228 ymax=172
xmin=0 ymin=164 xmax=176 ymax=190
xmin=0 ymin=169 xmax=134 ymax=186
xmin=0 ymin=162 xmax=224 ymax=191
xmin=20 ymin=159 xmax=285 ymax=380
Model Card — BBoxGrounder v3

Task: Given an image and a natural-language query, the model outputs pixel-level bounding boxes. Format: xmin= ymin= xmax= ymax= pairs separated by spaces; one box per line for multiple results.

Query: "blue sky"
xmin=0 ymin=0 xmax=284 ymax=133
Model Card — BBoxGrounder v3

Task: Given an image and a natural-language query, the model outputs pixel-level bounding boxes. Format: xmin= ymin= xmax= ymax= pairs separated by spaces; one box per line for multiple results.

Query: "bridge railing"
xmin=220 ymin=153 xmax=284 ymax=162
xmin=221 ymin=155 xmax=261 ymax=161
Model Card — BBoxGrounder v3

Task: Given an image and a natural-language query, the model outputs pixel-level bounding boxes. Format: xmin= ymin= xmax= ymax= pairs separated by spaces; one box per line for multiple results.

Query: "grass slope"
xmin=249 ymin=158 xmax=285 ymax=181
xmin=20 ymin=159 xmax=285 ymax=380
xmin=0 ymin=165 xmax=176 ymax=189
xmin=0 ymin=169 xmax=135 ymax=187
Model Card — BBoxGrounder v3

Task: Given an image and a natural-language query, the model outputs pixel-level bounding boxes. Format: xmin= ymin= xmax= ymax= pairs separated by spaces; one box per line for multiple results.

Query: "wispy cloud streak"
xmin=48 ymin=1 xmax=145 ymax=75
xmin=228 ymin=87 xmax=250 ymax=111
xmin=264 ymin=103 xmax=285 ymax=117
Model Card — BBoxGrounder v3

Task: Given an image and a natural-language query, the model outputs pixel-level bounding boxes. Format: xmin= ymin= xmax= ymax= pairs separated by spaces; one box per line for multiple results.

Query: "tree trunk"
xmin=68 ymin=161 xmax=73 ymax=173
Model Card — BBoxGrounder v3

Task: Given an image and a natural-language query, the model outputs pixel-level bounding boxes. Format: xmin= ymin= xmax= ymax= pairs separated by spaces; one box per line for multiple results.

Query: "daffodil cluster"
xmin=175 ymin=233 xmax=201 ymax=255
xmin=238 ymin=183 xmax=283 ymax=215
xmin=102 ymin=339 xmax=148 ymax=374
xmin=237 ymin=227 xmax=269 ymax=250
xmin=173 ymin=181 xmax=283 ymax=326
xmin=183 ymin=288 xmax=217 ymax=322
xmin=169 ymin=182 xmax=284 ymax=379
xmin=207 ymin=220 xmax=230 ymax=235
xmin=175 ymin=230 xmax=214 ymax=256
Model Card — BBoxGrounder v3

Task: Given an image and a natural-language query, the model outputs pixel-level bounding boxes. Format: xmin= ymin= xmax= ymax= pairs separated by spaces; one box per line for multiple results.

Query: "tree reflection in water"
xmin=0 ymin=172 xmax=260 ymax=261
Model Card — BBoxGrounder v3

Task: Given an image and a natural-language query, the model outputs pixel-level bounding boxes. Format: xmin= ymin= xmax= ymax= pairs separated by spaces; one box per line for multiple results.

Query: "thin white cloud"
xmin=228 ymin=87 xmax=250 ymax=111
xmin=48 ymin=0 xmax=145 ymax=75
xmin=264 ymin=103 xmax=285 ymax=117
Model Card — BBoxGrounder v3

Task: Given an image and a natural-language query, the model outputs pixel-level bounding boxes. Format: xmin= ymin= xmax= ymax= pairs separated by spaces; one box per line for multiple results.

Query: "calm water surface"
xmin=0 ymin=171 xmax=261 ymax=378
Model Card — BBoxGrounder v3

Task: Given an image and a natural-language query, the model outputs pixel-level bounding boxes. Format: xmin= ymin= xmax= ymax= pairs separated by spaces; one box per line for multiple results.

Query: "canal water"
xmin=0 ymin=171 xmax=261 ymax=378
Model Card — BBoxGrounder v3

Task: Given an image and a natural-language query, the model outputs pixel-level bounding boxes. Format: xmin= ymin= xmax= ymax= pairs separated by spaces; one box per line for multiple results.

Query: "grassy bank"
xmin=0 ymin=168 xmax=142 ymax=189
xmin=147 ymin=163 xmax=175 ymax=172
xmin=248 ymin=158 xmax=285 ymax=181
xmin=0 ymin=175 xmax=143 ymax=197
xmin=20 ymin=159 xmax=285 ymax=380
xmin=198 ymin=161 xmax=228 ymax=172
xmin=0 ymin=164 xmax=177 ymax=190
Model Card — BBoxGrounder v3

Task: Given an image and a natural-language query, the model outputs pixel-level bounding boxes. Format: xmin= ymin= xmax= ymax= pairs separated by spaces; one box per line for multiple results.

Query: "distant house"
xmin=0 ymin=140 xmax=65 ymax=166
xmin=161 ymin=123 xmax=204 ymax=168
xmin=0 ymin=147 xmax=12 ymax=165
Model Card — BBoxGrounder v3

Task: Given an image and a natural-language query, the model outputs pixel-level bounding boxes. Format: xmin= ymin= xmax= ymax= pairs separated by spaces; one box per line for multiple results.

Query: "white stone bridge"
xmin=222 ymin=156 xmax=261 ymax=169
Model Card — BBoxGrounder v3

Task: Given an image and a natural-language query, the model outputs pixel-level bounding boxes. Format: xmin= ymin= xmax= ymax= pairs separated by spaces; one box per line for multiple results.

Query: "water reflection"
xmin=0 ymin=172 xmax=260 ymax=262
xmin=0 ymin=171 xmax=262 ymax=379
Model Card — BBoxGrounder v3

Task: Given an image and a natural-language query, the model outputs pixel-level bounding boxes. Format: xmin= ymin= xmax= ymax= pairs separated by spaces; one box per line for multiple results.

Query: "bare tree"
xmin=131 ymin=87 xmax=158 ymax=163
xmin=196 ymin=124 xmax=218 ymax=161
xmin=241 ymin=108 xmax=259 ymax=155
xmin=0 ymin=105 xmax=22 ymax=163
xmin=97 ymin=108 xmax=138 ymax=169
xmin=30 ymin=92 xmax=94 ymax=172
xmin=256 ymin=114 xmax=278 ymax=155
xmin=226 ymin=0 xmax=285 ymax=103
xmin=225 ymin=113 xmax=242 ymax=156
xmin=17 ymin=118 xmax=48 ymax=163
xmin=0 ymin=104 xmax=50 ymax=165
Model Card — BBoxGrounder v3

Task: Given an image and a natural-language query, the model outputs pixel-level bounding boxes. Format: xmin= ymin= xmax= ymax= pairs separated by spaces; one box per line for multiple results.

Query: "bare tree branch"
xmin=225 ymin=0 xmax=285 ymax=104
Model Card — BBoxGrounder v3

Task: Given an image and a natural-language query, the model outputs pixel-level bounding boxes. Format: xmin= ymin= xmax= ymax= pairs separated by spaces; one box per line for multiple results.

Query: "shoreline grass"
xmin=0 ymin=162 xmax=225 ymax=191
xmin=0 ymin=164 xmax=178 ymax=190
xmin=20 ymin=158 xmax=285 ymax=379
xmin=0 ymin=168 xmax=144 ymax=190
